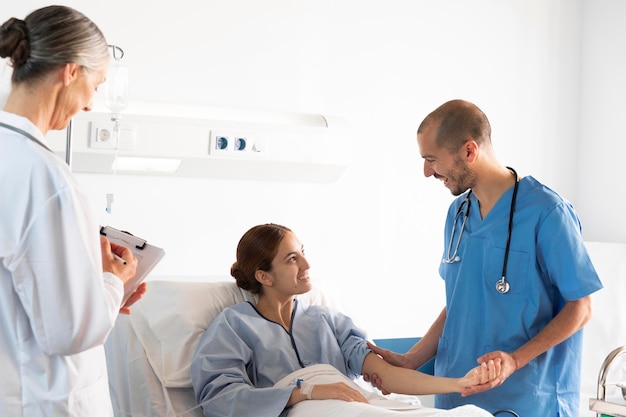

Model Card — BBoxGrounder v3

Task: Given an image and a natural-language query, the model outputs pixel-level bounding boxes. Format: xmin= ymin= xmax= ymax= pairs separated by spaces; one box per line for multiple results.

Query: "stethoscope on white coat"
xmin=0 ymin=121 xmax=52 ymax=152
xmin=442 ymin=167 xmax=519 ymax=294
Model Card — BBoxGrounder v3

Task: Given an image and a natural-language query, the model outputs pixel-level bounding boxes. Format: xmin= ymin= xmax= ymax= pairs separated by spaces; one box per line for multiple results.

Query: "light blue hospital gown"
xmin=436 ymin=176 xmax=603 ymax=416
xmin=191 ymin=300 xmax=371 ymax=417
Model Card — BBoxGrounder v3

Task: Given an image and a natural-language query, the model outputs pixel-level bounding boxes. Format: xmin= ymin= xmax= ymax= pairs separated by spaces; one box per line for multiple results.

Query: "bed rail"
xmin=589 ymin=346 xmax=626 ymax=417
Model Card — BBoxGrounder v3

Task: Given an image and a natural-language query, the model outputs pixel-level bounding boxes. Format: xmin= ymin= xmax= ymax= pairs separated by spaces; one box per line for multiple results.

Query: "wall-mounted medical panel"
xmin=47 ymin=104 xmax=352 ymax=183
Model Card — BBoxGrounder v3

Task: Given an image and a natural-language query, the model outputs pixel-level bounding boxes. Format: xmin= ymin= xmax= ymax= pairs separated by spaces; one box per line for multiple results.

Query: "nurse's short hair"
xmin=231 ymin=224 xmax=292 ymax=295
xmin=0 ymin=5 xmax=109 ymax=84
xmin=418 ymin=99 xmax=492 ymax=153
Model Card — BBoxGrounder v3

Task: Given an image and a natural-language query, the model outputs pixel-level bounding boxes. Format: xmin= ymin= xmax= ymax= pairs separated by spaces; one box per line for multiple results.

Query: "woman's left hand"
xmin=458 ymin=358 xmax=501 ymax=395
xmin=119 ymin=282 xmax=147 ymax=314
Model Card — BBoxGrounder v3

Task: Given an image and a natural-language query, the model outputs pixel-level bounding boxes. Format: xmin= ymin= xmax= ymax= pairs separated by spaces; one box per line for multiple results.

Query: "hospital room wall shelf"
xmin=46 ymin=103 xmax=352 ymax=183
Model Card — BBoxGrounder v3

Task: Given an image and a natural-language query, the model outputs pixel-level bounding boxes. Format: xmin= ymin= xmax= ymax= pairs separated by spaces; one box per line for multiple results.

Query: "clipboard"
xmin=100 ymin=225 xmax=165 ymax=305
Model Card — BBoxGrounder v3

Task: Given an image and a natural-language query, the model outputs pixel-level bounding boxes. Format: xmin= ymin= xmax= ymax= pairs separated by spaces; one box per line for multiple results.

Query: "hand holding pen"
xmin=100 ymin=236 xmax=137 ymax=282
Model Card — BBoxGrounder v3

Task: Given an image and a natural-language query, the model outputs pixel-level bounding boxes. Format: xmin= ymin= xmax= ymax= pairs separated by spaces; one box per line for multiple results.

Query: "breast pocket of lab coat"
xmin=483 ymin=246 xmax=529 ymax=295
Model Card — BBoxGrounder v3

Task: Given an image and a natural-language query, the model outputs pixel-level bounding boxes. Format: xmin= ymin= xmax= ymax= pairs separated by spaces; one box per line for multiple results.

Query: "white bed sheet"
xmin=275 ymin=364 xmax=491 ymax=417
xmin=105 ymin=313 xmax=203 ymax=417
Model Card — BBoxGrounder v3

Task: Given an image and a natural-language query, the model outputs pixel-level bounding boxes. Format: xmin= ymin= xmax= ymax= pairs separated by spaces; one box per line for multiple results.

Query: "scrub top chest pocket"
xmin=483 ymin=245 xmax=529 ymax=296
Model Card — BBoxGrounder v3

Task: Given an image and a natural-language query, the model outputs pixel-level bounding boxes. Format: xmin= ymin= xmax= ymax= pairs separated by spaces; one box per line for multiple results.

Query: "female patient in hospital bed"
xmin=190 ymin=224 xmax=499 ymax=417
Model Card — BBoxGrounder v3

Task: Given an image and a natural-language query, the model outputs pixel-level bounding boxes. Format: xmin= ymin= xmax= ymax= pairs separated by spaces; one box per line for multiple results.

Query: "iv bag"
xmin=105 ymin=64 xmax=129 ymax=115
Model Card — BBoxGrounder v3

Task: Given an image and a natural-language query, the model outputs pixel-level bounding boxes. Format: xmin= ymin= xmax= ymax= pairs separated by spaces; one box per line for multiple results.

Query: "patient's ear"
xmin=255 ymin=270 xmax=273 ymax=287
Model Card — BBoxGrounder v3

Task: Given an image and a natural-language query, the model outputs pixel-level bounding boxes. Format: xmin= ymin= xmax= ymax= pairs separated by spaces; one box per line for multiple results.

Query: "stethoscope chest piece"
xmin=496 ymin=277 xmax=510 ymax=294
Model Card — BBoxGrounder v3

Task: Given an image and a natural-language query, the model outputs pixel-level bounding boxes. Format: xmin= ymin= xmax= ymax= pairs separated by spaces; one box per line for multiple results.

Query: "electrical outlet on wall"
xmin=209 ymin=130 xmax=267 ymax=157
xmin=233 ymin=137 xmax=248 ymax=152
xmin=89 ymin=122 xmax=136 ymax=150
xmin=210 ymin=133 xmax=232 ymax=153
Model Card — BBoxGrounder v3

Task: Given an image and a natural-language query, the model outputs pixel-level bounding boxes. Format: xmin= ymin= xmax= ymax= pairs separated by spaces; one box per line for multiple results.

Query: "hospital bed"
xmin=105 ymin=279 xmax=356 ymax=417
xmin=582 ymin=242 xmax=626 ymax=417
xmin=104 ymin=280 xmax=483 ymax=417
xmin=104 ymin=242 xmax=626 ymax=417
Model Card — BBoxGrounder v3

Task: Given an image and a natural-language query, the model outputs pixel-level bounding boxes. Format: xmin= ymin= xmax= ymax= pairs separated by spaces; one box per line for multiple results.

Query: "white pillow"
xmin=128 ymin=280 xmax=332 ymax=388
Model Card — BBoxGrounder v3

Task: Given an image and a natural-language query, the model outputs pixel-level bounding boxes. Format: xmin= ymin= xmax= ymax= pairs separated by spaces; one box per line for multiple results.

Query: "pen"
xmin=113 ymin=253 xmax=127 ymax=265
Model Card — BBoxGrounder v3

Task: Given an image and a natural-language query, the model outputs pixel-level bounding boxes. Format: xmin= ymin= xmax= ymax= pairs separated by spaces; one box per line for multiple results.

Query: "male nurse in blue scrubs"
xmin=368 ymin=99 xmax=603 ymax=416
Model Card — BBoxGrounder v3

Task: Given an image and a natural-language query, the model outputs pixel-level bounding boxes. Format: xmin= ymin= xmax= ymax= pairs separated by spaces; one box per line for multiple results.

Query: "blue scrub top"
xmin=435 ymin=176 xmax=602 ymax=416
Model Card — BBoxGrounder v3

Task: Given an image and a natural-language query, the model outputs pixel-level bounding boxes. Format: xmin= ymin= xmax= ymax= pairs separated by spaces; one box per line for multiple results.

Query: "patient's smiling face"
xmin=265 ymin=232 xmax=312 ymax=296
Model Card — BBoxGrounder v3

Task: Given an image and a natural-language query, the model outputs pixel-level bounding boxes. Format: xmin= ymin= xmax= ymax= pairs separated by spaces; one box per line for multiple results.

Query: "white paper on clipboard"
xmin=100 ymin=225 xmax=165 ymax=305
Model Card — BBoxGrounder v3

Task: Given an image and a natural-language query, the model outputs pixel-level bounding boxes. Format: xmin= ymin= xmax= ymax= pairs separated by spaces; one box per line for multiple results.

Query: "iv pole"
xmin=65 ymin=120 xmax=72 ymax=166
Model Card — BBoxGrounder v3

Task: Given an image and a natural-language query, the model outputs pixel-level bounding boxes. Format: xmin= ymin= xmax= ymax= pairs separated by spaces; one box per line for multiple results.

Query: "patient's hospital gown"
xmin=436 ymin=176 xmax=603 ymax=416
xmin=191 ymin=300 xmax=491 ymax=417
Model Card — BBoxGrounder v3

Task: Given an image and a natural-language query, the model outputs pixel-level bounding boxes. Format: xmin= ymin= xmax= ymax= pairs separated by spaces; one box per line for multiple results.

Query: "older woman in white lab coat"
xmin=0 ymin=6 xmax=141 ymax=417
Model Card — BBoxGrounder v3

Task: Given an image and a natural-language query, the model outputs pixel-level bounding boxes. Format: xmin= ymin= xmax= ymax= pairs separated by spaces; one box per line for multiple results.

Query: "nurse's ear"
xmin=255 ymin=269 xmax=273 ymax=287
xmin=463 ymin=139 xmax=479 ymax=163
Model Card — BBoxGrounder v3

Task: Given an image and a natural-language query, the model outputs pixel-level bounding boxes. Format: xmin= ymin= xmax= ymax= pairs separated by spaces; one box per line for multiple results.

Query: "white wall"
xmin=3 ymin=0 xmax=590 ymax=339
xmin=577 ymin=0 xmax=626 ymax=243
xmin=576 ymin=4 xmax=626 ymax=411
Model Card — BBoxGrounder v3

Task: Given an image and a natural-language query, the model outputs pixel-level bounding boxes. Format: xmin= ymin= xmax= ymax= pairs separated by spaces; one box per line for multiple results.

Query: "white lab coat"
xmin=0 ymin=111 xmax=123 ymax=417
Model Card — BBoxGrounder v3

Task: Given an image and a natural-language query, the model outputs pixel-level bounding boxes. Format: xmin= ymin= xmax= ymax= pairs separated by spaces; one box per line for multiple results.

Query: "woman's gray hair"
xmin=0 ymin=5 xmax=109 ymax=84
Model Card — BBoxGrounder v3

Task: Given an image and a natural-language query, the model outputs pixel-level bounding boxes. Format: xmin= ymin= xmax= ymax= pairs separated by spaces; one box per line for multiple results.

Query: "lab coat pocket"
xmin=68 ymin=374 xmax=112 ymax=417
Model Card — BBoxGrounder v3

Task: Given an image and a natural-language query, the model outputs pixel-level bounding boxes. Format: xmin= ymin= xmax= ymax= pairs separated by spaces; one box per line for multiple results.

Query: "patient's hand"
xmin=458 ymin=359 xmax=501 ymax=396
xmin=462 ymin=350 xmax=517 ymax=396
xmin=310 ymin=382 xmax=369 ymax=403
xmin=288 ymin=381 xmax=369 ymax=406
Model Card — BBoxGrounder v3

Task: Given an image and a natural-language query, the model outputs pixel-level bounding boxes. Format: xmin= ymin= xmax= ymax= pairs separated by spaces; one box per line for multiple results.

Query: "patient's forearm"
xmin=362 ymin=353 xmax=461 ymax=395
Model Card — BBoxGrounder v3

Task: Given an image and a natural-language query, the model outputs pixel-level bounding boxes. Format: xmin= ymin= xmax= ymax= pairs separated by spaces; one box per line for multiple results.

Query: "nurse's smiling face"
xmin=418 ymin=125 xmax=476 ymax=196
xmin=264 ymin=232 xmax=312 ymax=296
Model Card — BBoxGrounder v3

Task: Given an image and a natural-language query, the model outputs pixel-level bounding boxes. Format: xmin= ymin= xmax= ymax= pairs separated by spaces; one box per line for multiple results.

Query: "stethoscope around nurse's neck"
xmin=442 ymin=167 xmax=519 ymax=295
